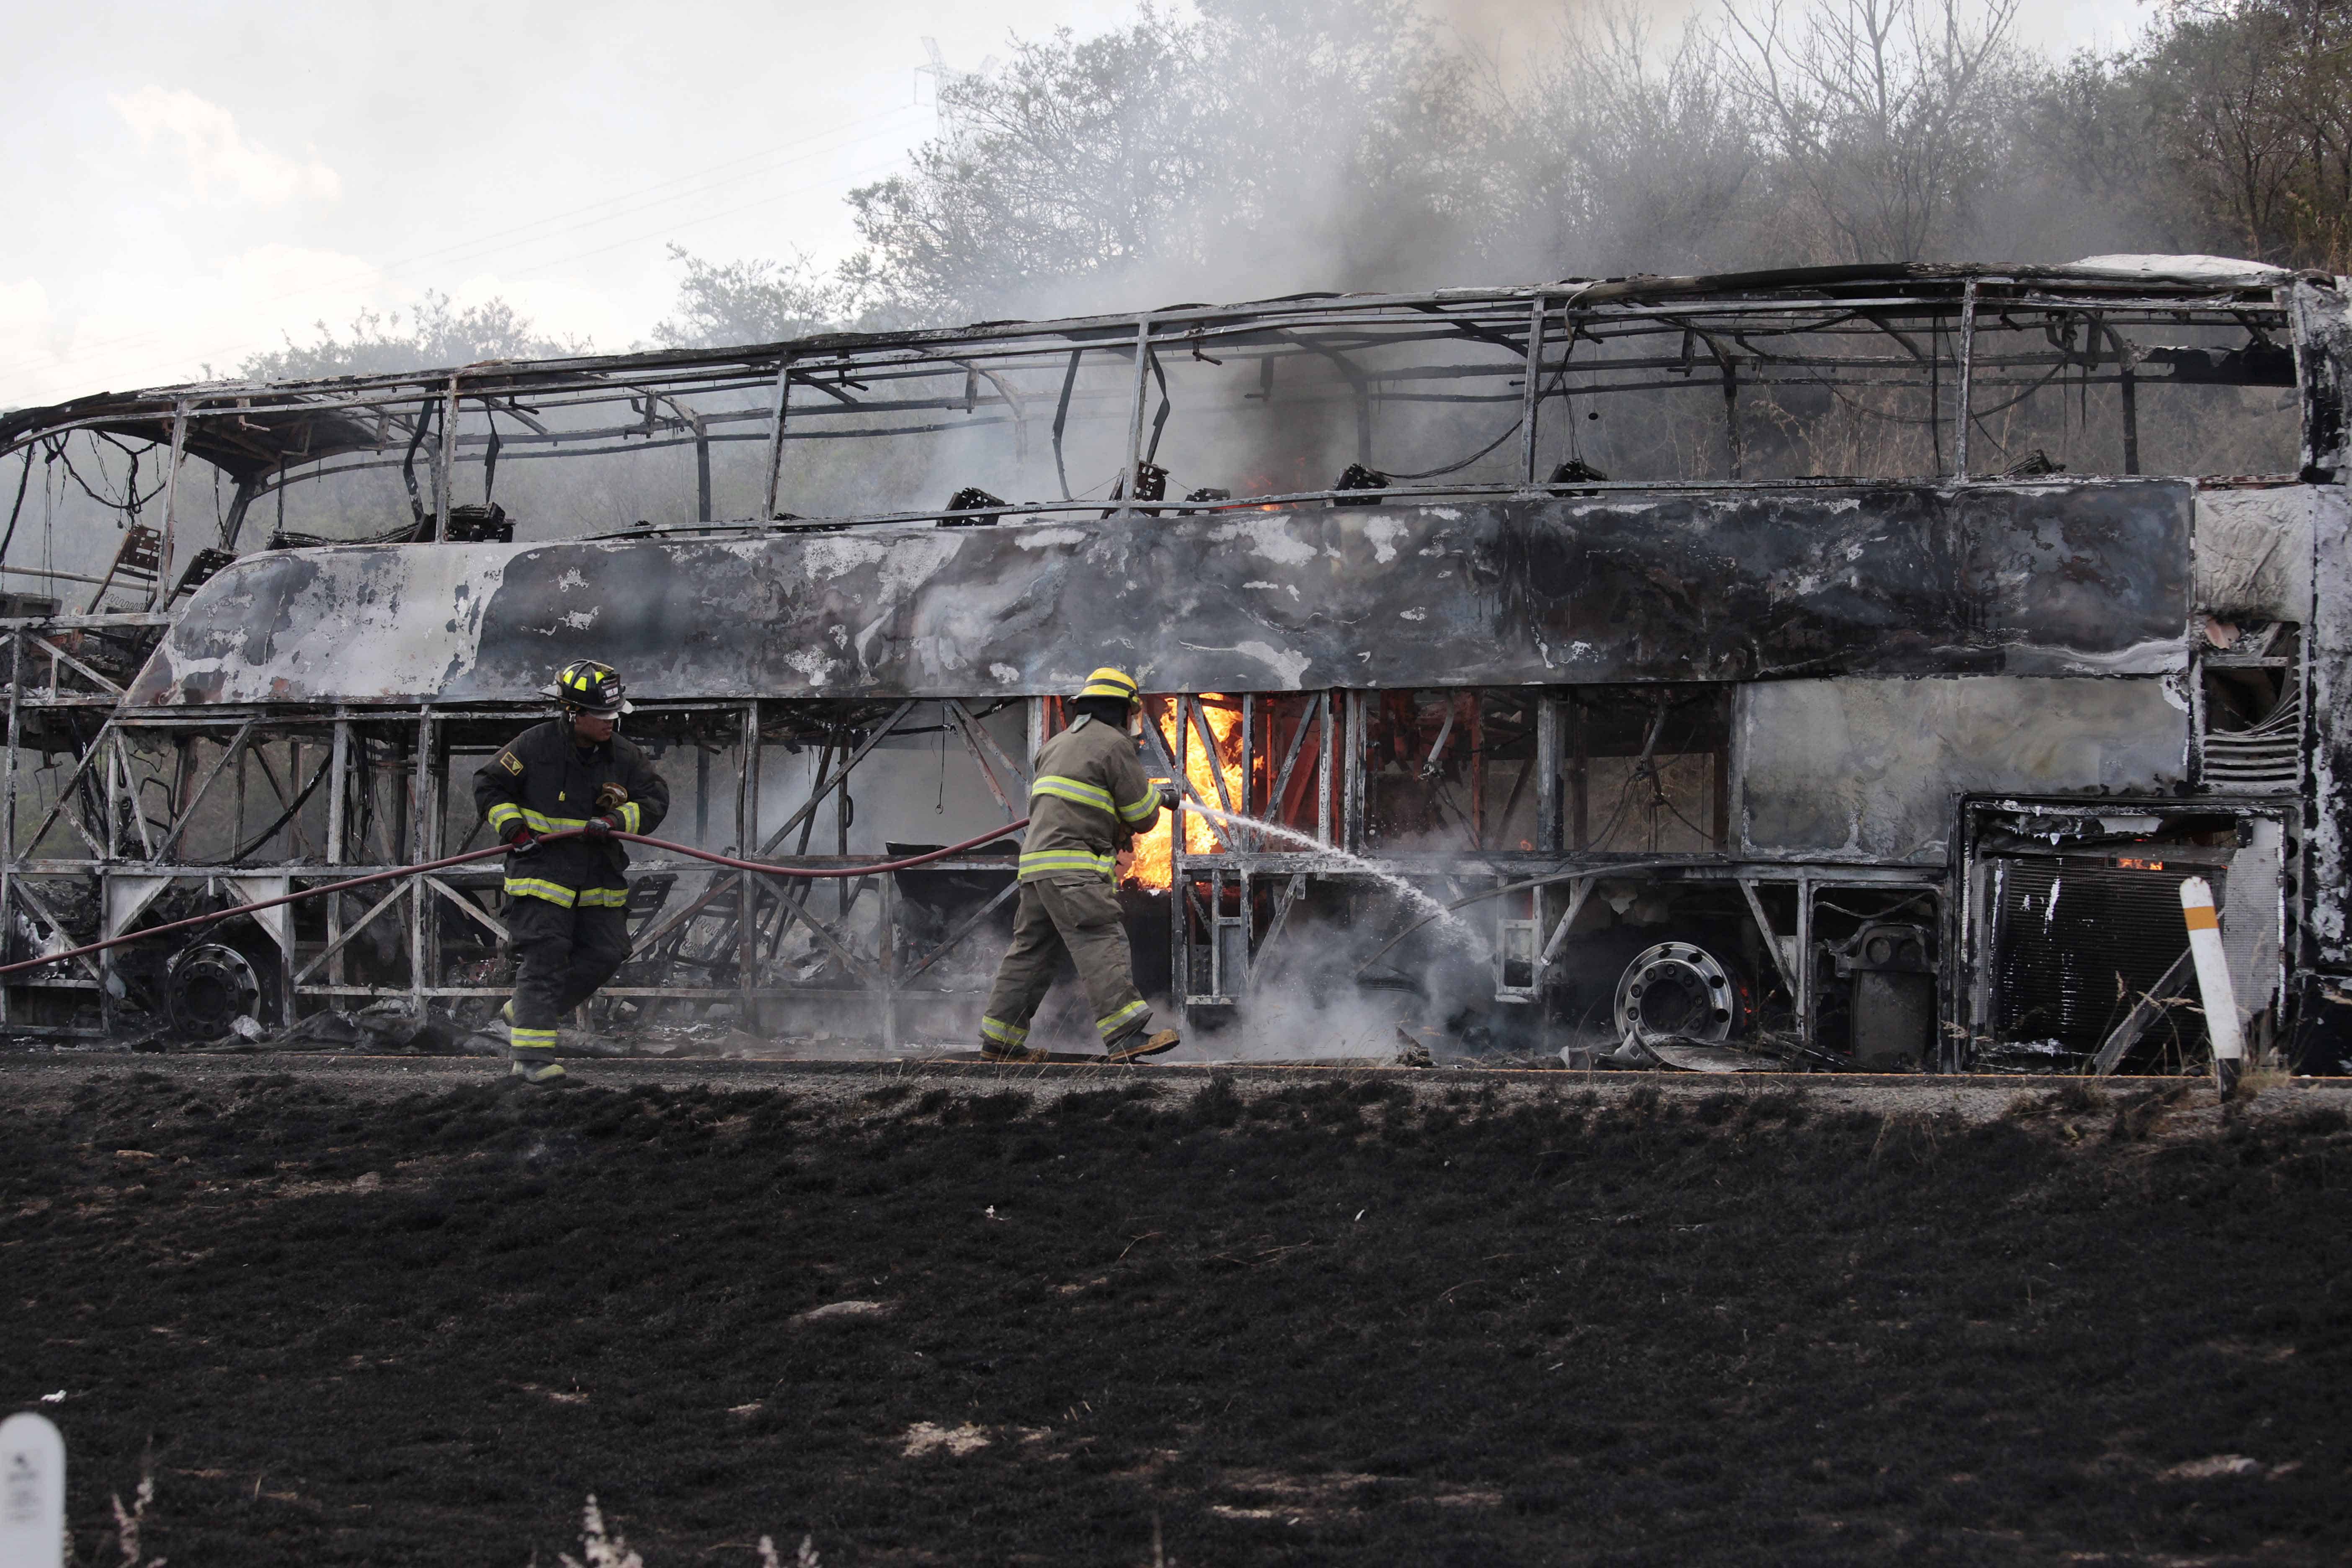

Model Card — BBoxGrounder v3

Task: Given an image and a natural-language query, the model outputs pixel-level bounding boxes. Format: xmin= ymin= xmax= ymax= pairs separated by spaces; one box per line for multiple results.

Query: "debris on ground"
xmin=249 ymin=1003 xmax=467 ymax=1056
xmin=1645 ymin=1039 xmax=1781 ymax=1072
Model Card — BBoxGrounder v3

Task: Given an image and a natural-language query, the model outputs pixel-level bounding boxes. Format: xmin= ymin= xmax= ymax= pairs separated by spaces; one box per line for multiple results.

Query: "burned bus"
xmin=0 ymin=256 xmax=2347 ymax=1072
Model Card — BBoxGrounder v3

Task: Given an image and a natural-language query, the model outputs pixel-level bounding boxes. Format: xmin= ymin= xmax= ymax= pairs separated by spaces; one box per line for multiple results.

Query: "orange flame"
xmin=1126 ymin=696 xmax=1245 ymax=890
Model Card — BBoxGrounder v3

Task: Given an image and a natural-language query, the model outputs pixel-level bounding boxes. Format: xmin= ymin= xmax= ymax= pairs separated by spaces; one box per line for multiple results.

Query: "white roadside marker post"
xmin=0 ymin=1411 xmax=64 ymax=1568
xmin=2180 ymin=877 xmax=2243 ymax=1096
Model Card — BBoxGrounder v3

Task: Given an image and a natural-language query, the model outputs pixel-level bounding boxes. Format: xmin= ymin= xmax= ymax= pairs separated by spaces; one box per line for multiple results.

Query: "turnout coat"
xmin=472 ymin=721 xmax=671 ymax=908
xmin=1018 ymin=715 xmax=1164 ymax=881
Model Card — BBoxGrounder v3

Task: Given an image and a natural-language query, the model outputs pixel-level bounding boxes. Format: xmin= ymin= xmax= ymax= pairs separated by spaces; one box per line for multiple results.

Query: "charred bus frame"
xmin=0 ymin=260 xmax=2344 ymax=1070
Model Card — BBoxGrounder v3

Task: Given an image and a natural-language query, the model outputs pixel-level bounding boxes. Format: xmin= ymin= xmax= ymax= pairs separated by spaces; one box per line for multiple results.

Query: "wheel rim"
xmin=1614 ymin=942 xmax=1738 ymax=1045
xmin=166 ymin=943 xmax=262 ymax=1037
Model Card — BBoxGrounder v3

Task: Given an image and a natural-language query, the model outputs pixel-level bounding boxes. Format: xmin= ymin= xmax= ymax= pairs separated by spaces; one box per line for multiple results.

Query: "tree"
xmin=1721 ymin=0 xmax=2028 ymax=263
xmin=2138 ymin=0 xmax=2352 ymax=267
xmin=236 ymin=292 xmax=588 ymax=380
xmin=841 ymin=0 xmax=1481 ymax=321
xmin=844 ymin=8 xmax=1213 ymax=320
xmin=1487 ymin=8 xmax=1763 ymax=278
xmin=235 ymin=0 xmax=2352 ymax=369
xmin=2004 ymin=48 xmax=2176 ymax=258
xmin=646 ymin=245 xmax=873 ymax=348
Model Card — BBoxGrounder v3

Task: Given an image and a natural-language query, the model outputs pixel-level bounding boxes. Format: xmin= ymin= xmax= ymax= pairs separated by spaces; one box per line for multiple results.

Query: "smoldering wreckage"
xmin=1 ymin=256 xmax=2347 ymax=1079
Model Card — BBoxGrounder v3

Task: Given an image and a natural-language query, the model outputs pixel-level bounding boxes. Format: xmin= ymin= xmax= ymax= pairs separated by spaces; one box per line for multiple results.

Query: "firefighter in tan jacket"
xmin=980 ymin=667 xmax=1182 ymax=1063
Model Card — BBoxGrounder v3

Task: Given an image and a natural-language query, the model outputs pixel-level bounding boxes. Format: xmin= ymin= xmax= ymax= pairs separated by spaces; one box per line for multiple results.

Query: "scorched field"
xmin=2 ymin=1060 xmax=2347 ymax=1566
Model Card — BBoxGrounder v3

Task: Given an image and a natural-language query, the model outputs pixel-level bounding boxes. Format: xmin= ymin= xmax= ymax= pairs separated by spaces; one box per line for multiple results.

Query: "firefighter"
xmin=980 ymin=667 xmax=1183 ymax=1063
xmin=474 ymin=659 xmax=670 ymax=1087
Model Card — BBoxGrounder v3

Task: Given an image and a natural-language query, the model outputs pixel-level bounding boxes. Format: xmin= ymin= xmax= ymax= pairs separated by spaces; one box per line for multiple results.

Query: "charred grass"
xmin=3 ymin=1070 xmax=2348 ymax=1565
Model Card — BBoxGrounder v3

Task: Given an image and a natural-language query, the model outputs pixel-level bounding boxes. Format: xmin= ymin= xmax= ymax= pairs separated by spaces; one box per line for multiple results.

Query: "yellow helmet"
xmin=547 ymin=659 xmax=632 ymax=716
xmin=1075 ymin=667 xmax=1141 ymax=704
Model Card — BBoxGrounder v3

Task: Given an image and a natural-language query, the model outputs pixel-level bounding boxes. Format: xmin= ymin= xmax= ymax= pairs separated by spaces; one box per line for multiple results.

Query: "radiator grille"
xmin=1991 ymin=859 xmax=2213 ymax=1056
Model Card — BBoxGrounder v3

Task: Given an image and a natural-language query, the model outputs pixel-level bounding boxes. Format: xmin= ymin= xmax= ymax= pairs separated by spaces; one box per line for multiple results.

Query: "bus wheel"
xmin=165 ymin=941 xmax=275 ymax=1039
xmin=1613 ymin=939 xmax=1753 ymax=1050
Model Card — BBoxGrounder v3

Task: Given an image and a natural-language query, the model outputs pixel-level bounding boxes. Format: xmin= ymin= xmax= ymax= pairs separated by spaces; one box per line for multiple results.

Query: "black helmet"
xmin=548 ymin=659 xmax=632 ymax=716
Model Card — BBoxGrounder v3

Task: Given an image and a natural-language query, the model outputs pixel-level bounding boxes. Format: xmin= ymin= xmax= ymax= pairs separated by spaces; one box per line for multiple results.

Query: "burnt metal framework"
xmin=0 ymin=260 xmax=2339 ymax=1063
xmin=0 ymin=687 xmax=1058 ymax=1042
xmin=0 ymin=260 xmax=2313 ymax=574
xmin=1141 ymin=686 xmax=1944 ymax=1039
xmin=0 ymin=663 xmax=1948 ymax=1052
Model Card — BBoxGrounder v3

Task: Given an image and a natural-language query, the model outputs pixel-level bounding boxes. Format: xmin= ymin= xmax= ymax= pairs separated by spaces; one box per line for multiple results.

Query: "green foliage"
xmin=236 ymin=290 xmax=588 ymax=381
xmin=645 ymin=245 xmax=884 ymax=349
xmin=841 ymin=0 xmax=1477 ymax=320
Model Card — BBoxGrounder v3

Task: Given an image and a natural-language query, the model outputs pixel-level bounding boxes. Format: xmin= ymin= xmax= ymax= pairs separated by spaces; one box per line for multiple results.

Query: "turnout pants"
xmin=980 ymin=873 xmax=1150 ymax=1052
xmin=506 ymin=893 xmax=631 ymax=1063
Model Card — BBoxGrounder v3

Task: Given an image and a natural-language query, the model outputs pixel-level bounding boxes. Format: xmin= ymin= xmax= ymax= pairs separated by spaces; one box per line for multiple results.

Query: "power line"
xmin=499 ymin=153 xmax=913 ymax=275
xmin=361 ymin=103 xmax=927 ymax=278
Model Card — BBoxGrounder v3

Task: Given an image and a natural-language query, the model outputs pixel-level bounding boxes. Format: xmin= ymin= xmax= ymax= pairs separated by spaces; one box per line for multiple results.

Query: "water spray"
xmin=1175 ymin=800 xmax=1488 ymax=955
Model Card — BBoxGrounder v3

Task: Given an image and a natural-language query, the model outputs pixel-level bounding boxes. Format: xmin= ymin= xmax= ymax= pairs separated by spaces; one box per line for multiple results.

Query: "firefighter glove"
xmin=595 ymin=781 xmax=630 ymax=812
xmin=583 ymin=815 xmax=620 ymax=841
xmin=503 ymin=824 xmax=540 ymax=855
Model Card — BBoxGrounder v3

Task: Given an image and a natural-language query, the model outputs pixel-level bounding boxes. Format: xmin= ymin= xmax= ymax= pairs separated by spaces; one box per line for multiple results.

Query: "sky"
xmin=0 ymin=0 xmax=2152 ymax=413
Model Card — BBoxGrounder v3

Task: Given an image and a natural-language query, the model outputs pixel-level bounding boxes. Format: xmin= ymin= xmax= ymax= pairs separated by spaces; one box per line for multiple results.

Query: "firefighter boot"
xmin=979 ymin=1029 xmax=1046 ymax=1063
xmin=1106 ymin=1028 xmax=1180 ymax=1064
xmin=508 ymin=1056 xmax=574 ymax=1089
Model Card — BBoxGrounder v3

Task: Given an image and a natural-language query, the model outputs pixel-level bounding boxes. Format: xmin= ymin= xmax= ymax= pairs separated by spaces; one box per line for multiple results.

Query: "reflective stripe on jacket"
xmin=1018 ymin=715 xmax=1162 ymax=882
xmin=472 ymin=721 xmax=670 ymax=904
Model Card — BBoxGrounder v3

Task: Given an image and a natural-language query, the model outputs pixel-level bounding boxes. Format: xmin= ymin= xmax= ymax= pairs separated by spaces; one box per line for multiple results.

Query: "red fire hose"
xmin=0 ymin=820 xmax=1029 ymax=980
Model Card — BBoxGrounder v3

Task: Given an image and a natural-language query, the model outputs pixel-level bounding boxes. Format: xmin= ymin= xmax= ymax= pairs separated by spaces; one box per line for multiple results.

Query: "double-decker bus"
xmin=1 ymin=255 xmax=2344 ymax=1073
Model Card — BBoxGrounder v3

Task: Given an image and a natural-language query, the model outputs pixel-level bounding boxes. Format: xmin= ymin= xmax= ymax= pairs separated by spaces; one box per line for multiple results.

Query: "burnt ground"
xmin=3 ymin=1061 xmax=2349 ymax=1567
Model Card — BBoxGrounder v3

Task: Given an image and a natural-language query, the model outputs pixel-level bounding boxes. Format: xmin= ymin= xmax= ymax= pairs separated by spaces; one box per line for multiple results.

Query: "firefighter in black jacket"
xmin=472 ymin=660 xmax=670 ymax=1086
